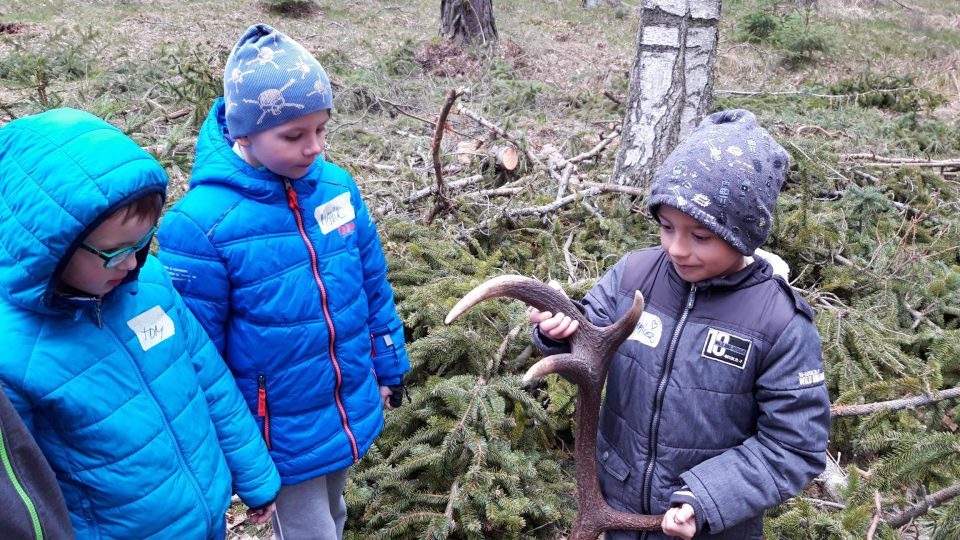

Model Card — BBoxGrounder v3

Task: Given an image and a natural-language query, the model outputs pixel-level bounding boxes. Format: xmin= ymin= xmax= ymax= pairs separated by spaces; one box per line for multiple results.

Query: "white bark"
xmin=612 ymin=0 xmax=721 ymax=188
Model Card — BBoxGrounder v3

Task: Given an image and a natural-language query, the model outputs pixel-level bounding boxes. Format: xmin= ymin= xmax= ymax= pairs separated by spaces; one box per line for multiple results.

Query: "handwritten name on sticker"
xmin=314 ymin=193 xmax=356 ymax=235
xmin=628 ymin=311 xmax=662 ymax=348
xmin=127 ymin=306 xmax=176 ymax=351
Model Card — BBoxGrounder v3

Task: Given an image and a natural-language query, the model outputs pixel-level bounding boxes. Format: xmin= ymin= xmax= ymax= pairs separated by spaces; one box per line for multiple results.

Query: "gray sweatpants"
xmin=272 ymin=467 xmax=350 ymax=540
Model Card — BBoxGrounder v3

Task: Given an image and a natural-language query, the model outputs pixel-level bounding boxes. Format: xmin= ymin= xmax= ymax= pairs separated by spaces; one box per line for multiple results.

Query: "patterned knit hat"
xmin=223 ymin=23 xmax=333 ymax=137
xmin=647 ymin=109 xmax=789 ymax=255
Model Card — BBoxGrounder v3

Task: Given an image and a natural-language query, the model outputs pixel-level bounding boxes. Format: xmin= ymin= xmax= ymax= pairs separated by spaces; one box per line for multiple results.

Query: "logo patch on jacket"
xmin=628 ymin=311 xmax=662 ymax=348
xmin=798 ymin=369 xmax=825 ymax=386
xmin=314 ymin=192 xmax=355 ymax=234
xmin=701 ymin=327 xmax=752 ymax=369
xmin=127 ymin=306 xmax=176 ymax=351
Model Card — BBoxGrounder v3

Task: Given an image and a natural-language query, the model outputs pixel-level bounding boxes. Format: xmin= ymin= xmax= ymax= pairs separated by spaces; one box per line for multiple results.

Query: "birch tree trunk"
xmin=612 ymin=0 xmax=722 ymax=187
xmin=440 ymin=0 xmax=499 ymax=46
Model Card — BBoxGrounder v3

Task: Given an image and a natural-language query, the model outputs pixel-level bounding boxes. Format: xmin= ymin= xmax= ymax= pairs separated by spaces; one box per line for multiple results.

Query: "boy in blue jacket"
xmin=0 ymin=108 xmax=281 ymax=539
xmin=530 ymin=110 xmax=831 ymax=539
xmin=157 ymin=23 xmax=411 ymax=540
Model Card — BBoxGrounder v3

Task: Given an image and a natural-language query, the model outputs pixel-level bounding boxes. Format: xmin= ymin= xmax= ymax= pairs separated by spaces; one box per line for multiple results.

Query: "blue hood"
xmin=0 ymin=108 xmax=167 ymax=313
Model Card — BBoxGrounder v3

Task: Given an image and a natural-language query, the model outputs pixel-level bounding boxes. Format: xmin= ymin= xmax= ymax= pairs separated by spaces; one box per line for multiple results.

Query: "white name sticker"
xmin=314 ymin=193 xmax=356 ymax=235
xmin=127 ymin=306 xmax=176 ymax=351
xmin=628 ymin=311 xmax=662 ymax=348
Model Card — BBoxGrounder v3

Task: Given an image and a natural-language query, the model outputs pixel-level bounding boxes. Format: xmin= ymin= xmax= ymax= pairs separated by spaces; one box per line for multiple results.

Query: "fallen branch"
xmin=830 ymin=386 xmax=960 ymax=417
xmin=886 ymin=482 xmax=960 ymax=528
xmin=405 ymin=174 xmax=484 ymax=203
xmin=575 ymin=181 xmax=648 ymax=198
xmin=456 ymin=188 xmax=602 ymax=239
xmin=462 ymin=187 xmax=524 ymax=199
xmin=457 ymin=103 xmax=550 ymax=174
xmin=867 ymin=491 xmax=882 ymax=540
xmin=716 ymin=87 xmax=923 ymax=101
xmin=424 ymin=87 xmax=468 ymax=225
xmin=568 ymin=126 xmax=621 ymax=165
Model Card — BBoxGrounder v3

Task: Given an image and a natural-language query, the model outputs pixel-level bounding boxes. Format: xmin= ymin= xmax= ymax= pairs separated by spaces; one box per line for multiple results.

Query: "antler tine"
xmin=444 ymin=275 xmax=590 ymax=328
xmin=581 ymin=290 xmax=645 ymax=361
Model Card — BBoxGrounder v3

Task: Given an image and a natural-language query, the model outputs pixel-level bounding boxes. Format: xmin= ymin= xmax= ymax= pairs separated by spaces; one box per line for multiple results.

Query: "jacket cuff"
xmin=670 ymin=487 xmax=707 ymax=534
xmin=247 ymin=497 xmax=276 ymax=513
xmin=534 ymin=325 xmax=568 ymax=349
xmin=377 ymin=374 xmax=403 ymax=386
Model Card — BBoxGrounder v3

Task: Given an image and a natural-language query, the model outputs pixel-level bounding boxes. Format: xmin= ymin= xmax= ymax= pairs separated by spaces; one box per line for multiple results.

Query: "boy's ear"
xmin=236 ymin=136 xmax=251 ymax=147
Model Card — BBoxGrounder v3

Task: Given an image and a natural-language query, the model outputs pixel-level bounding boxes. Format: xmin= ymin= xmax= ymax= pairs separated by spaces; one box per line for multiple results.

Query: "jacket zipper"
xmin=257 ymin=375 xmax=271 ymax=450
xmin=283 ymin=178 xmax=360 ymax=462
xmin=0 ymin=428 xmax=43 ymax=540
xmin=640 ymin=284 xmax=697 ymax=526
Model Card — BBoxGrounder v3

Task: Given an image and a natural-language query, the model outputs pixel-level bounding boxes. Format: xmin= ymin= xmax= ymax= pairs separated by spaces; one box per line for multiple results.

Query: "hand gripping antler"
xmin=445 ymin=275 xmax=663 ymax=538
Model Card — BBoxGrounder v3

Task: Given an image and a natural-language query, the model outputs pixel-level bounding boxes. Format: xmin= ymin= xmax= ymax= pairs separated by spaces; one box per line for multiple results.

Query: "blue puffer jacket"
xmin=536 ymin=248 xmax=830 ymax=539
xmin=0 ymin=109 xmax=280 ymax=539
xmin=157 ymin=98 xmax=410 ymax=484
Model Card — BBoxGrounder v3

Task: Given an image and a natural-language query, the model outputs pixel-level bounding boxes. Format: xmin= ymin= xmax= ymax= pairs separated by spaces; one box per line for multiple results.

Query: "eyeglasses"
xmin=80 ymin=225 xmax=157 ymax=269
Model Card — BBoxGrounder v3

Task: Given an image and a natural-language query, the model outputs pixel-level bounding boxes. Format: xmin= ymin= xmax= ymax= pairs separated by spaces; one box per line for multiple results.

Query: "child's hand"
xmin=526 ymin=280 xmax=579 ymax=340
xmin=379 ymin=385 xmax=394 ymax=410
xmin=246 ymin=502 xmax=275 ymax=525
xmin=661 ymin=503 xmax=696 ymax=540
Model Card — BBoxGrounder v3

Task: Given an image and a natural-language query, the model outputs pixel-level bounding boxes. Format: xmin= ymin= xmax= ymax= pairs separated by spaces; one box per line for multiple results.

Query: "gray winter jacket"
xmin=535 ymin=247 xmax=830 ymax=539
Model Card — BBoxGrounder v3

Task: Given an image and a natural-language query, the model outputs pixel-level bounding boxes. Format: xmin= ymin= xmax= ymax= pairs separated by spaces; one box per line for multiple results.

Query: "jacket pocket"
xmin=596 ymin=431 xmax=632 ymax=508
xmin=257 ymin=375 xmax=272 ymax=451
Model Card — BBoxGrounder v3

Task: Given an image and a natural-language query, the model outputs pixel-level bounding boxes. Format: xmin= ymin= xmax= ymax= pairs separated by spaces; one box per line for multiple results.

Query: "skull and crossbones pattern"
xmin=243 ymin=78 xmax=305 ymax=125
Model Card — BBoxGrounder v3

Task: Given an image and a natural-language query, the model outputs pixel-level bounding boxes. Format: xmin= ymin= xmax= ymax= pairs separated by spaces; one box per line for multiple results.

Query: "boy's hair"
xmin=647 ymin=109 xmax=789 ymax=255
xmin=223 ymin=23 xmax=333 ymax=138
xmin=115 ymin=192 xmax=164 ymax=223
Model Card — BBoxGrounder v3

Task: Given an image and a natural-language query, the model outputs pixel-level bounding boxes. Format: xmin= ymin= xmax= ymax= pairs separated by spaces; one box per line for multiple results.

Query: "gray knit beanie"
xmin=647 ymin=109 xmax=789 ymax=255
xmin=223 ymin=23 xmax=333 ymax=137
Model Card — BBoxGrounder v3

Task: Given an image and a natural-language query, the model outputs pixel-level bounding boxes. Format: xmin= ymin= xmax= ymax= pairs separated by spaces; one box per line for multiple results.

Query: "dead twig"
xmin=886 ymin=482 xmax=960 ymax=528
xmin=424 ymin=87 xmax=468 ymax=226
xmin=831 ymin=386 xmax=960 ymax=417
xmin=866 ymin=491 xmax=882 ymax=540
xmin=405 ymin=174 xmax=485 ymax=203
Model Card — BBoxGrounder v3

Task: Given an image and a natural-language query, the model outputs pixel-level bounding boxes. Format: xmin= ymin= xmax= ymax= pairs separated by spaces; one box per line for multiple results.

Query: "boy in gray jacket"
xmin=530 ymin=109 xmax=830 ymax=539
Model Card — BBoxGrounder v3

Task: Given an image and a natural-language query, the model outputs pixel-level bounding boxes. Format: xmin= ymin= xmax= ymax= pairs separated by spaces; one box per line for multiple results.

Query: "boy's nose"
xmin=117 ymin=252 xmax=139 ymax=272
xmin=667 ymin=239 xmax=689 ymax=259
xmin=304 ymin=135 xmax=324 ymax=156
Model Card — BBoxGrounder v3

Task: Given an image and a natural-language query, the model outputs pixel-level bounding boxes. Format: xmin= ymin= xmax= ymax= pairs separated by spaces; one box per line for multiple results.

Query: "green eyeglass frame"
xmin=80 ymin=225 xmax=158 ymax=269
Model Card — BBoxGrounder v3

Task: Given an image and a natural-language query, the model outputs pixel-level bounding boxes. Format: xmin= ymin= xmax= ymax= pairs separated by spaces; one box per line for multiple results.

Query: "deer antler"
xmin=445 ymin=275 xmax=663 ymax=539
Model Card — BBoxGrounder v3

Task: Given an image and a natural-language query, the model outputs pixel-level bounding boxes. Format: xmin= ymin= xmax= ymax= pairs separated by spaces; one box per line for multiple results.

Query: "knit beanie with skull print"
xmin=647 ymin=109 xmax=790 ymax=255
xmin=223 ymin=23 xmax=333 ymax=138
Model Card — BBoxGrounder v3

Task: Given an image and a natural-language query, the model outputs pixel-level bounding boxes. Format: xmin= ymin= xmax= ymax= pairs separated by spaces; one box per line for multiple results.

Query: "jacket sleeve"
xmin=530 ymin=255 xmax=628 ymax=356
xmin=352 ymin=186 xmax=409 ymax=386
xmin=157 ymin=207 xmax=231 ymax=356
xmin=0 ymin=387 xmax=74 ymax=540
xmin=175 ymin=288 xmax=281 ymax=508
xmin=680 ymin=314 xmax=830 ymax=533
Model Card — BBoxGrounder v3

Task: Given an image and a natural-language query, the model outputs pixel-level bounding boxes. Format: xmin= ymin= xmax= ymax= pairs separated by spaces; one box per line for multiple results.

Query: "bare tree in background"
xmin=440 ymin=0 xmax=498 ymax=46
xmin=612 ymin=0 xmax=721 ymax=188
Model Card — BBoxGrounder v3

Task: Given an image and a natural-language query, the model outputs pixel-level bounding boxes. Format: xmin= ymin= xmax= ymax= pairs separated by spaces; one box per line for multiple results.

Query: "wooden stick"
xmin=423 ymin=88 xmax=467 ymax=225
xmin=831 ymin=386 xmax=960 ymax=417
xmin=886 ymin=482 xmax=960 ymax=528
xmin=406 ymin=174 xmax=484 ymax=203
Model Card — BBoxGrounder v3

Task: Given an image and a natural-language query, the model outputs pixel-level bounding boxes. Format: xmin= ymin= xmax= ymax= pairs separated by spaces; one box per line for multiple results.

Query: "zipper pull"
xmin=257 ymin=375 xmax=267 ymax=417
xmin=283 ymin=178 xmax=299 ymax=211
xmin=686 ymin=284 xmax=697 ymax=310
